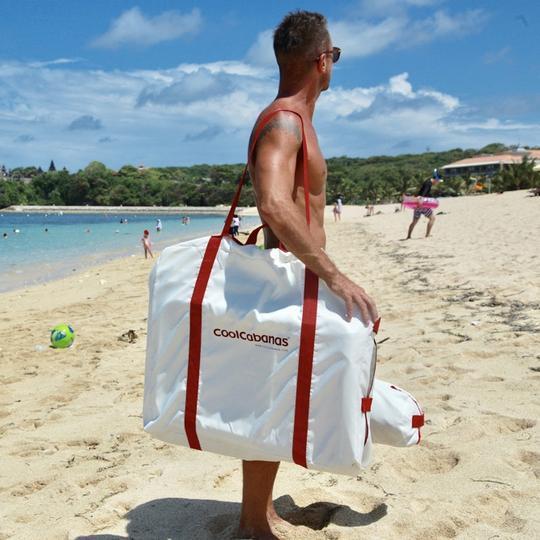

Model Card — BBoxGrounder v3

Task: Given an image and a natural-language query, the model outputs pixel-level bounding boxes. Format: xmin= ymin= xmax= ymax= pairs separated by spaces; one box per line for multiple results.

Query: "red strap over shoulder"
xmin=221 ymin=109 xmax=310 ymax=236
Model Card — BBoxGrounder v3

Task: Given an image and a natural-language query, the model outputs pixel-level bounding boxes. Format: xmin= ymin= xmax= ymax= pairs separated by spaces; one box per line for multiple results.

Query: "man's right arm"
xmin=253 ymin=112 xmax=377 ymax=324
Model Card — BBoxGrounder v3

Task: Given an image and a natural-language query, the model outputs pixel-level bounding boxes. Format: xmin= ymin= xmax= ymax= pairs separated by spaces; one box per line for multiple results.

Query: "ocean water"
xmin=0 ymin=212 xmax=260 ymax=292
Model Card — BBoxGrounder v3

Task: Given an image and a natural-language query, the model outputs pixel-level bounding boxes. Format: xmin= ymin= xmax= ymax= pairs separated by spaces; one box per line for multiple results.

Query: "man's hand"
xmin=326 ymin=272 xmax=378 ymax=324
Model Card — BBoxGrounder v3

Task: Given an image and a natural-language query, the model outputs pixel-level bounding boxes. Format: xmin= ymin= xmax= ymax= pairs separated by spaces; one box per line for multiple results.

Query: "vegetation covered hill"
xmin=1 ymin=143 xmax=538 ymax=208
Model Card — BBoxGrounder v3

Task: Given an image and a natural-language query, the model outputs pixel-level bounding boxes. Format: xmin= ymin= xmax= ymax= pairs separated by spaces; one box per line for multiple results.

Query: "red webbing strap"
xmin=221 ymin=108 xmax=311 ymax=236
xmin=292 ymin=268 xmax=319 ymax=468
xmin=185 ymin=110 xmax=316 ymax=459
xmin=184 ymin=235 xmax=222 ymax=449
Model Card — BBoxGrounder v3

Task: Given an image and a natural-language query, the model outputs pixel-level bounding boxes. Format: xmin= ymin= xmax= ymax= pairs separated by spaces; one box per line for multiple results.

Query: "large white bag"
xmin=143 ymin=109 xmax=378 ymax=476
xmin=370 ymin=379 xmax=424 ymax=447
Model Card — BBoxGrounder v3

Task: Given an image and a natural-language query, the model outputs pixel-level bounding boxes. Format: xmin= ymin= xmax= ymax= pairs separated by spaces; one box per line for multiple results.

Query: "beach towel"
xmin=143 ymin=110 xmax=378 ymax=475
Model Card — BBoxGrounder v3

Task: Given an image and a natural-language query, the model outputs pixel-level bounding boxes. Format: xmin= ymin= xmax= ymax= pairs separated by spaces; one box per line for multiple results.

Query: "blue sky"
xmin=1 ymin=0 xmax=539 ymax=170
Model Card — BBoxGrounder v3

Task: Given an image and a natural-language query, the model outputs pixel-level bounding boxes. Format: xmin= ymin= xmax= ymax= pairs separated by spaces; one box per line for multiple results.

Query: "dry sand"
xmin=1 ymin=189 xmax=539 ymax=539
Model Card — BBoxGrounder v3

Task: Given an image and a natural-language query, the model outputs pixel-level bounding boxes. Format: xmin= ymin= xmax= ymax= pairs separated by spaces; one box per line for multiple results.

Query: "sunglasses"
xmin=316 ymin=46 xmax=341 ymax=63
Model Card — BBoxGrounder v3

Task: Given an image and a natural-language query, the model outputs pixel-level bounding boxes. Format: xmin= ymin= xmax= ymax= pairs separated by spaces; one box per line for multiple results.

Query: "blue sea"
xmin=0 ymin=211 xmax=260 ymax=292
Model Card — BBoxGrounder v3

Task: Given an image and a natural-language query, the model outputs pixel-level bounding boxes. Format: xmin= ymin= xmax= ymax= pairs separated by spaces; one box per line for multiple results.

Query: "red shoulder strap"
xmin=221 ymin=109 xmax=310 ymax=236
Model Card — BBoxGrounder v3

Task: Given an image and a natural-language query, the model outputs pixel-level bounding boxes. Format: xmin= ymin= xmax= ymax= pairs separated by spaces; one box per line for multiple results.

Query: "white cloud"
xmin=68 ymin=115 xmax=103 ymax=130
xmin=330 ymin=17 xmax=406 ymax=58
xmin=0 ymin=60 xmax=538 ymax=170
xmin=91 ymin=7 xmax=202 ymax=48
xmin=245 ymin=30 xmax=275 ymax=67
xmin=359 ymin=0 xmax=441 ymax=17
xmin=328 ymin=9 xmax=487 ymax=59
xmin=247 ymin=8 xmax=487 ymax=66
xmin=28 ymin=58 xmax=82 ymax=68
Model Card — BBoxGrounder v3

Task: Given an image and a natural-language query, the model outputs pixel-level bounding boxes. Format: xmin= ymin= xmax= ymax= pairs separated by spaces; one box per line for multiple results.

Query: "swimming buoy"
xmin=402 ymin=196 xmax=439 ymax=210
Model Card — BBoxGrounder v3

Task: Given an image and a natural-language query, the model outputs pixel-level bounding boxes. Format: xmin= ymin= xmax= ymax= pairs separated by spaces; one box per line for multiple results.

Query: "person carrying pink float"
xmin=405 ymin=171 xmax=443 ymax=239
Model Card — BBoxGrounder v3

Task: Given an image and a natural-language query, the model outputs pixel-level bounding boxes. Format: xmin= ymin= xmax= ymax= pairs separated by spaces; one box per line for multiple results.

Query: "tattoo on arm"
xmin=256 ymin=115 xmax=302 ymax=146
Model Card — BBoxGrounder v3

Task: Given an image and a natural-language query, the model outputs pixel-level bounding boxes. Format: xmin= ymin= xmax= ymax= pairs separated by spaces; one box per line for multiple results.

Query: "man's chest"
xmin=295 ymin=131 xmax=327 ymax=196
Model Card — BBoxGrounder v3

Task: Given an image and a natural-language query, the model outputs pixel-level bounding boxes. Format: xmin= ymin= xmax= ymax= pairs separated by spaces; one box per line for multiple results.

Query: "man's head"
xmin=273 ymin=11 xmax=337 ymax=90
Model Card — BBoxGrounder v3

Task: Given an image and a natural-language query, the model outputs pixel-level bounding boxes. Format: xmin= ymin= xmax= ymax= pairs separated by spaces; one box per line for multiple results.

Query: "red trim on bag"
xmin=361 ymin=397 xmax=372 ymax=413
xmin=373 ymin=317 xmax=381 ymax=334
xmin=184 ymin=235 xmax=222 ymax=450
xmin=409 ymin=394 xmax=424 ymax=445
xmin=292 ymin=269 xmax=319 ymax=468
xmin=412 ymin=414 xmax=424 ymax=428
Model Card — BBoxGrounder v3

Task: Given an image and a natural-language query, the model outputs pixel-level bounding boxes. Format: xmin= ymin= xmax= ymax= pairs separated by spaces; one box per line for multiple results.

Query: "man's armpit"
xmin=257 ymin=114 xmax=302 ymax=146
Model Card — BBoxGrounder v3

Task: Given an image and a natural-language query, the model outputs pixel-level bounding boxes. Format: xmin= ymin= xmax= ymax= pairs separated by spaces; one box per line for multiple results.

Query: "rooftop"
xmin=442 ymin=150 xmax=540 ymax=170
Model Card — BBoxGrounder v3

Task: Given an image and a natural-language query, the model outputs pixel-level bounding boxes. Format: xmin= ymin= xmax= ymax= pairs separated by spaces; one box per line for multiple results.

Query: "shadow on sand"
xmin=74 ymin=494 xmax=387 ymax=539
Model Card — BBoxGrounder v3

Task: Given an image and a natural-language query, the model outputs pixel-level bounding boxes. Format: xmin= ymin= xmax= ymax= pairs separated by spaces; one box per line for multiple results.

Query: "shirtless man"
xmin=239 ymin=11 xmax=378 ymax=539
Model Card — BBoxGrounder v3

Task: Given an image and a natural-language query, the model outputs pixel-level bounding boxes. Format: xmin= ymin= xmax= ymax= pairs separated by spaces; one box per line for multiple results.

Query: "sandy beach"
xmin=1 ymin=189 xmax=539 ymax=539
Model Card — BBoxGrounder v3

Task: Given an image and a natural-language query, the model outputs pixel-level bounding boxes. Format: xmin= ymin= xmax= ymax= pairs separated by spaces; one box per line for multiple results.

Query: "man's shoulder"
xmin=251 ymin=108 xmax=303 ymax=150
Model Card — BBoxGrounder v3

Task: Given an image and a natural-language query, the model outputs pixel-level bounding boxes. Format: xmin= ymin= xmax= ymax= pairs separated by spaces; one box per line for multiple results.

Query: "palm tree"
xmin=498 ymin=155 xmax=538 ymax=190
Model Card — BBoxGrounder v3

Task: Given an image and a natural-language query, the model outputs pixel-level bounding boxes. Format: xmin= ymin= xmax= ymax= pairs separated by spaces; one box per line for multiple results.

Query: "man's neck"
xmin=276 ymin=78 xmax=321 ymax=118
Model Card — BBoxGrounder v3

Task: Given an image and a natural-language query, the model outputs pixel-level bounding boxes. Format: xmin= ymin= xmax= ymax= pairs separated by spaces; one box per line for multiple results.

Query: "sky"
xmin=1 ymin=0 xmax=539 ymax=171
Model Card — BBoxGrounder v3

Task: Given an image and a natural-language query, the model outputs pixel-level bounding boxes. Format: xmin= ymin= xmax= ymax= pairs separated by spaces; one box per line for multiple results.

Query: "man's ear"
xmin=316 ymin=54 xmax=327 ymax=73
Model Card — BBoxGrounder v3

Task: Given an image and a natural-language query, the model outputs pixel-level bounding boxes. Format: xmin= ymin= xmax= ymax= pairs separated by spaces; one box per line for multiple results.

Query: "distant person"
xmin=332 ymin=195 xmax=343 ymax=222
xmin=156 ymin=219 xmax=162 ymax=233
xmin=365 ymin=204 xmax=374 ymax=217
xmin=44 ymin=228 xmax=48 ymax=233
xmin=141 ymin=229 xmax=154 ymax=259
xmin=406 ymin=176 xmax=442 ymax=239
xmin=2 ymin=232 xmax=7 ymax=239
xmin=230 ymin=214 xmax=240 ymax=236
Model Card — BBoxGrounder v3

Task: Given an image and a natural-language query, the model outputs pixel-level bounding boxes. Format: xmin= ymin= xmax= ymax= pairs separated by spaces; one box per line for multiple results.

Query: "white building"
xmin=441 ymin=149 xmax=540 ymax=178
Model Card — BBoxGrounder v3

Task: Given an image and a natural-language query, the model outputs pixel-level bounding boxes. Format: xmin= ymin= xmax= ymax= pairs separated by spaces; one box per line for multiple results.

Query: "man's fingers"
xmin=345 ymin=296 xmax=353 ymax=321
xmin=354 ymin=295 xmax=371 ymax=325
xmin=364 ymin=293 xmax=378 ymax=322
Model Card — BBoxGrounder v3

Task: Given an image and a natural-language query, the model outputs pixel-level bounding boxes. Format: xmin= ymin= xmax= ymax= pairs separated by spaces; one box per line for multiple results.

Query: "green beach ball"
xmin=50 ymin=324 xmax=75 ymax=349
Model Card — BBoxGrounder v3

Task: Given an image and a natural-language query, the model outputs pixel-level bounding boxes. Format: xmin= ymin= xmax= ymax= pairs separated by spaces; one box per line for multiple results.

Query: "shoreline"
xmin=0 ymin=224 xmax=261 ymax=296
xmin=1 ymin=204 xmax=255 ymax=215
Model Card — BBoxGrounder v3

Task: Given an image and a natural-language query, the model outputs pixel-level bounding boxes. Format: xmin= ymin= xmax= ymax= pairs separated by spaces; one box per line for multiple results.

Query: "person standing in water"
xmin=141 ymin=229 xmax=153 ymax=259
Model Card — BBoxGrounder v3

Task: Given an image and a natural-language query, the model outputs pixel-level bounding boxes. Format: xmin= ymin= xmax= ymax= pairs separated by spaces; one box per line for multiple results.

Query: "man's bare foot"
xmin=237 ymin=508 xmax=292 ymax=539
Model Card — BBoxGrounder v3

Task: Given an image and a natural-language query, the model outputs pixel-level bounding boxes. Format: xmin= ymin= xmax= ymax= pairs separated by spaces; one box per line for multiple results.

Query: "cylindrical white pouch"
xmin=370 ymin=379 xmax=424 ymax=447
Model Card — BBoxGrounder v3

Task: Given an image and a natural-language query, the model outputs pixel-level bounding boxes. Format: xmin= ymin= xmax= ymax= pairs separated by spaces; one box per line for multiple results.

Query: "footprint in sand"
xmin=447 ymin=414 xmax=536 ymax=440
xmin=10 ymin=480 xmax=47 ymax=497
xmin=213 ymin=468 xmax=239 ymax=489
xmin=388 ymin=446 xmax=460 ymax=479
xmin=518 ymin=450 xmax=540 ymax=478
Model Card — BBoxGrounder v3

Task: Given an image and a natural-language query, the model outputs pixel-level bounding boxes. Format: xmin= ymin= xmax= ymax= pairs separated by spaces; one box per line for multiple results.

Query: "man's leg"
xmin=406 ymin=217 xmax=419 ymax=239
xmin=426 ymin=214 xmax=435 ymax=237
xmin=239 ymin=460 xmax=287 ymax=537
